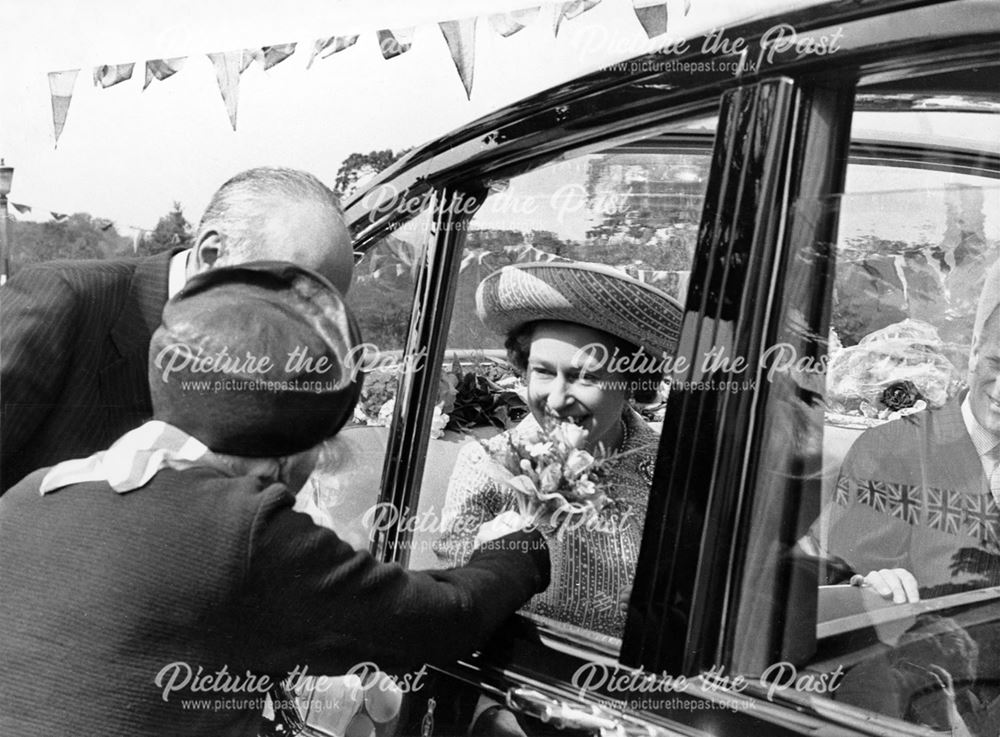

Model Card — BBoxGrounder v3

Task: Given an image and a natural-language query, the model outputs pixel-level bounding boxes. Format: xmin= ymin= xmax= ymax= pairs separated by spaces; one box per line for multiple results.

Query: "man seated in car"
xmin=811 ymin=261 xmax=1000 ymax=604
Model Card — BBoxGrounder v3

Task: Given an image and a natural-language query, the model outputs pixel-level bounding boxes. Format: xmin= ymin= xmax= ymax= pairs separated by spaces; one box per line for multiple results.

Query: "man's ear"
xmin=192 ymin=230 xmax=223 ymax=273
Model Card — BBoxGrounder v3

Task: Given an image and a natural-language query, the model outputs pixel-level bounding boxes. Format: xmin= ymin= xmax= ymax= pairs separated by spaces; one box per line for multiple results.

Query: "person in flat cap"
xmin=435 ymin=261 xmax=683 ymax=641
xmin=0 ymin=262 xmax=550 ymax=737
xmin=807 ymin=258 xmax=1000 ymax=605
xmin=1 ymin=166 xmax=356 ymax=493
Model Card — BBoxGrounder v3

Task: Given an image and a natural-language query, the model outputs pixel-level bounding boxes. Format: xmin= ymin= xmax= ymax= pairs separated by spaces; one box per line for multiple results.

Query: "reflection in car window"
xmin=403 ymin=122 xmax=714 ymax=656
xmin=743 ymin=65 xmax=1000 ymax=736
xmin=288 ymin=208 xmax=433 ymax=734
xmin=295 ymin=206 xmax=432 ymax=548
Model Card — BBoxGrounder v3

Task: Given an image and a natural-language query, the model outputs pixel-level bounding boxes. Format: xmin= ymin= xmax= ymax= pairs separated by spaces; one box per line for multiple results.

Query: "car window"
xmin=400 ymin=117 xmax=715 ymax=655
xmin=734 ymin=64 xmax=1000 ymax=734
xmin=294 ymin=207 xmax=432 ymax=551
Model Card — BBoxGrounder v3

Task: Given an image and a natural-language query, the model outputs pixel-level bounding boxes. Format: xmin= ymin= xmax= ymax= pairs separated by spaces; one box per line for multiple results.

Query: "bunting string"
xmin=45 ymin=1 xmax=680 ymax=144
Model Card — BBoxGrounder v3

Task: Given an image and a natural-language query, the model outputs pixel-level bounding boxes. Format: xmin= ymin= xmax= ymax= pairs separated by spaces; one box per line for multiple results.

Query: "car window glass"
xmin=286 ymin=207 xmax=433 ymax=733
xmin=404 ymin=119 xmax=715 ymax=656
xmin=294 ymin=207 xmax=431 ymax=551
xmin=735 ymin=65 xmax=1000 ymax=734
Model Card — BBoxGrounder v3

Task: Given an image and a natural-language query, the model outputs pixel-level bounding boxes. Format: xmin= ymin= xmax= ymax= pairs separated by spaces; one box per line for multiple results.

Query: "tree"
xmin=143 ymin=202 xmax=193 ymax=255
xmin=334 ymin=149 xmax=410 ymax=199
xmin=9 ymin=214 xmax=129 ymax=270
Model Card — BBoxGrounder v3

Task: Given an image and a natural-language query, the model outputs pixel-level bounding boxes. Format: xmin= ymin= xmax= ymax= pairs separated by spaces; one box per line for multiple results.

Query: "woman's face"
xmin=525 ymin=321 xmax=630 ymax=452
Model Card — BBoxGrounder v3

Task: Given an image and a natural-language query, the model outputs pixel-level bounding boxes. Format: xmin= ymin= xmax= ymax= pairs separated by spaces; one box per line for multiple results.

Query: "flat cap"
xmin=148 ymin=261 xmax=363 ymax=457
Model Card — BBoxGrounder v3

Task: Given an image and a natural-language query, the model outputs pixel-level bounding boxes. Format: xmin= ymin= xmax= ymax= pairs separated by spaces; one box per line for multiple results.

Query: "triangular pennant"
xmin=143 ymin=57 xmax=186 ymax=90
xmin=51 ymin=212 xmax=69 ymax=222
xmin=307 ymin=35 xmax=359 ymax=69
xmin=206 ymin=51 xmax=242 ymax=131
xmin=489 ymin=7 xmax=540 ymax=37
xmin=93 ymin=63 xmax=135 ymax=89
xmin=11 ymin=203 xmax=32 ymax=215
xmin=632 ymin=0 xmax=668 ymax=37
xmin=554 ymin=0 xmax=601 ymax=36
xmin=263 ymin=43 xmax=297 ymax=70
xmin=240 ymin=48 xmax=265 ymax=73
xmin=376 ymin=28 xmax=414 ymax=59
xmin=47 ymin=69 xmax=79 ymax=147
xmin=439 ymin=19 xmax=477 ymax=100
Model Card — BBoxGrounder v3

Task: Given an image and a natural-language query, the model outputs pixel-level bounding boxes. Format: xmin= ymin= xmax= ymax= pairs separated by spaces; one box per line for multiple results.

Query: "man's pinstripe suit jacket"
xmin=1 ymin=250 xmax=176 ymax=491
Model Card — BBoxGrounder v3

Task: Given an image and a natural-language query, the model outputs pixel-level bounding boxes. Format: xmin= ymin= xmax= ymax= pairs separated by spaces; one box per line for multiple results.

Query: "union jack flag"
xmin=834 ymin=475 xmax=851 ymax=506
xmin=887 ymin=483 xmax=921 ymax=525
xmin=963 ymin=494 xmax=999 ymax=544
xmin=866 ymin=480 xmax=890 ymax=513
xmin=926 ymin=487 xmax=963 ymax=535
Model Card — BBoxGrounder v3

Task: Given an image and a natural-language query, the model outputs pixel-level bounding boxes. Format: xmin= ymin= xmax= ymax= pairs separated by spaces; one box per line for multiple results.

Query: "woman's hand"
xmin=618 ymin=585 xmax=632 ymax=616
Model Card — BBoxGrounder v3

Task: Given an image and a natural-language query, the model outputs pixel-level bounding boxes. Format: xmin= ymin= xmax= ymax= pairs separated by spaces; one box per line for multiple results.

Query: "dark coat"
xmin=0 ymin=466 xmax=549 ymax=736
xmin=0 ymin=251 xmax=176 ymax=491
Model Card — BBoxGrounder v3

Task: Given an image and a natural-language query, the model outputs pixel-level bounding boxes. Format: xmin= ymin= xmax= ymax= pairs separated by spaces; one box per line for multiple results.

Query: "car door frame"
xmin=343 ymin=3 xmax=1000 ymax=735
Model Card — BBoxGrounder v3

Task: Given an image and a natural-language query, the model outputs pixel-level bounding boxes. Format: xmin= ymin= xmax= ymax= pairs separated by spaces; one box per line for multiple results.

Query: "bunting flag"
xmin=11 ymin=203 xmax=32 ymax=215
xmin=94 ymin=218 xmax=114 ymax=231
xmin=44 ymin=1 xmax=680 ymax=139
xmin=632 ymin=0 xmax=668 ymax=37
xmin=263 ymin=43 xmax=297 ymax=70
xmin=554 ymin=0 xmax=601 ymax=36
xmin=47 ymin=69 xmax=79 ymax=147
xmin=376 ymin=28 xmax=414 ymax=59
xmin=307 ymin=35 xmax=359 ymax=68
xmin=206 ymin=51 xmax=242 ymax=131
xmin=143 ymin=57 xmax=186 ymax=90
xmin=50 ymin=212 xmax=69 ymax=222
xmin=93 ymin=63 xmax=135 ymax=88
xmin=240 ymin=48 xmax=265 ymax=73
xmin=489 ymin=7 xmax=540 ymax=37
xmin=439 ymin=19 xmax=477 ymax=99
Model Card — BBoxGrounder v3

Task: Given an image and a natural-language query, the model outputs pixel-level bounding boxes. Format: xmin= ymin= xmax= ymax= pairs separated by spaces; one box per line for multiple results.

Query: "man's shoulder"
xmin=852 ymin=400 xmax=962 ymax=448
xmin=4 ymin=252 xmax=173 ymax=320
xmin=842 ymin=400 xmax=965 ymax=477
xmin=1 ymin=466 xmax=291 ymax=533
xmin=14 ymin=256 xmax=146 ymax=286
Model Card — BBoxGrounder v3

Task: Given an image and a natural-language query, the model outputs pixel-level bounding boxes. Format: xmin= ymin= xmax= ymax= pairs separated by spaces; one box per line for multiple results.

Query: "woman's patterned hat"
xmin=476 ymin=261 xmax=683 ymax=356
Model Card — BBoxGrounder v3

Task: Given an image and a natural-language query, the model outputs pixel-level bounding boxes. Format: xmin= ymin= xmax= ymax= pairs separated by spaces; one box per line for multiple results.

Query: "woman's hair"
xmin=505 ymin=321 xmax=662 ymax=404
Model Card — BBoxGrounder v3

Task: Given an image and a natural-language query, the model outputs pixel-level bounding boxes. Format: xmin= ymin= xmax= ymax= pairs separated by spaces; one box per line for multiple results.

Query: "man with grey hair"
xmin=0 ymin=166 xmax=354 ymax=492
xmin=811 ymin=260 xmax=1000 ymax=604
xmin=187 ymin=167 xmax=354 ymax=294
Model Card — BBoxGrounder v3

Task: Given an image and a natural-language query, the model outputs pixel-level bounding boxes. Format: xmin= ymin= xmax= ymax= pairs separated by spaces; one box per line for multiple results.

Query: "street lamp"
xmin=0 ymin=159 xmax=13 ymax=284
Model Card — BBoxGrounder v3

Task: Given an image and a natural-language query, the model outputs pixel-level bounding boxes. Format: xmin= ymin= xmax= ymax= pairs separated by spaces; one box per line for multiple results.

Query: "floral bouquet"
xmin=482 ymin=419 xmax=617 ymax=539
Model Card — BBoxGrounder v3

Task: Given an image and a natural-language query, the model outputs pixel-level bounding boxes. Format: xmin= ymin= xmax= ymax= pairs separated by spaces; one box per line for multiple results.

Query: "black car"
xmin=289 ymin=1 xmax=1000 ymax=734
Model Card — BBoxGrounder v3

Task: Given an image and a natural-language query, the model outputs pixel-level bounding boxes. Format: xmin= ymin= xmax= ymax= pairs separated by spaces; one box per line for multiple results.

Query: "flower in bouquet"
xmin=377 ymin=397 xmax=449 ymax=438
xmin=880 ymin=380 xmax=924 ymax=412
xmin=482 ymin=418 xmax=617 ymax=539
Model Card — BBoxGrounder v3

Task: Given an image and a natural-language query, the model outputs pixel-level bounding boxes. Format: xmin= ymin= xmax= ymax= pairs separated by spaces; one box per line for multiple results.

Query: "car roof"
xmin=345 ymin=0 xmax=999 ymax=239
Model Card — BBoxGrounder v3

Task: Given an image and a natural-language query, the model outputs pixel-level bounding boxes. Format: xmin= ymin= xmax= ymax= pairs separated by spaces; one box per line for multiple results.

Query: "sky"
xmin=0 ymin=0 xmax=800 ymax=232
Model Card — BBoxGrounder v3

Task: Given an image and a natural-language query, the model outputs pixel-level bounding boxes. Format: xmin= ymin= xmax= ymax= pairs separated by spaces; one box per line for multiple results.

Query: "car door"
xmin=290 ymin=3 xmax=1000 ymax=736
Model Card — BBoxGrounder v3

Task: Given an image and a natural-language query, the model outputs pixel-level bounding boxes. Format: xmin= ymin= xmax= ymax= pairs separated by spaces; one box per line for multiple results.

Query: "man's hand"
xmin=856 ymin=568 xmax=920 ymax=603
xmin=474 ymin=511 xmax=535 ymax=547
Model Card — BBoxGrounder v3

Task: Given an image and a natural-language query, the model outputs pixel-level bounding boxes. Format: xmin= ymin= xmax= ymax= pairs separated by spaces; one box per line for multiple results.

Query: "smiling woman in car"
xmin=434 ymin=261 xmax=682 ymax=639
